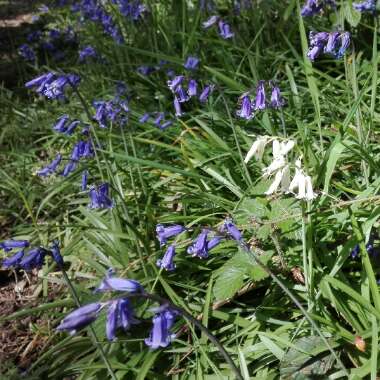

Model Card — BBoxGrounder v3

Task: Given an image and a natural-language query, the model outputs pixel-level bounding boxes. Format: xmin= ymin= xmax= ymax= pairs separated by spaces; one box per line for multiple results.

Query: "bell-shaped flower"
xmin=19 ymin=247 xmax=47 ymax=270
xmin=187 ymin=229 xmax=209 ymax=258
xmin=265 ymin=165 xmax=291 ymax=195
xmin=199 ymin=84 xmax=214 ymax=102
xmin=244 ymin=136 xmax=269 ymax=163
xmin=156 ymin=224 xmax=185 ymax=246
xmin=220 ymin=219 xmax=242 ymax=241
xmin=184 ymin=56 xmax=199 ymax=70
xmin=218 ymin=20 xmax=234 ymax=39
xmin=2 ymin=250 xmax=24 ymax=268
xmin=187 ymin=79 xmax=197 ymax=97
xmin=0 ymin=239 xmax=29 ymax=251
xmin=57 ymin=302 xmax=102 ymax=335
xmin=202 ymin=15 xmax=219 ymax=29
xmin=95 ymin=275 xmax=143 ymax=293
xmin=157 ymin=245 xmax=176 ymax=271
xmin=236 ymin=95 xmax=254 ymax=120
xmin=144 ymin=309 xmax=176 ymax=349
xmin=254 ymin=81 xmax=266 ymax=110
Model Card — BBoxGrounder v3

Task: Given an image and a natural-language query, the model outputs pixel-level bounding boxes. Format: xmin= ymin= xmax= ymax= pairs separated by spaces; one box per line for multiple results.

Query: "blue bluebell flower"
xmin=202 ymin=15 xmax=219 ymax=29
xmin=50 ymin=240 xmax=64 ymax=268
xmin=160 ymin=120 xmax=173 ymax=130
xmin=88 ymin=183 xmax=114 ymax=209
xmin=65 ymin=120 xmax=81 ymax=135
xmin=37 ymin=153 xmax=62 ymax=177
xmin=137 ymin=65 xmax=155 ymax=75
xmin=174 ymin=97 xmax=183 ymax=117
xmin=207 ymin=236 xmax=222 ymax=251
xmin=2 ymin=250 xmax=24 ymax=268
xmin=218 ymin=20 xmax=234 ymax=39
xmin=220 ymin=219 xmax=243 ymax=241
xmin=167 ymin=75 xmax=185 ymax=92
xmin=81 ymin=170 xmax=88 ymax=191
xmin=19 ymin=247 xmax=47 ymax=271
xmin=237 ymin=94 xmax=254 ymax=120
xmin=301 ymin=0 xmax=336 ymax=17
xmin=117 ymin=0 xmax=146 ymax=20
xmin=270 ymin=83 xmax=285 ymax=109
xmin=139 ymin=113 xmax=150 ymax=123
xmin=187 ymin=79 xmax=198 ymax=97
xmin=156 ymin=224 xmax=186 ymax=246
xmin=254 ymin=81 xmax=266 ymax=110
xmin=187 ymin=229 xmax=209 ymax=258
xmin=53 ymin=115 xmax=69 ymax=133
xmin=19 ymin=44 xmax=36 ymax=63
xmin=145 ymin=309 xmax=176 ymax=349
xmin=336 ymin=32 xmax=351 ymax=59
xmin=307 ymin=31 xmax=350 ymax=61
xmin=199 ymin=84 xmax=214 ymax=102
xmin=95 ymin=275 xmax=143 ymax=293
xmin=153 ymin=113 xmax=165 ymax=127
xmin=27 ymin=31 xmax=42 ymax=42
xmin=79 ymin=45 xmax=98 ymax=62
xmin=57 ymin=302 xmax=102 ymax=335
xmin=0 ymin=239 xmax=30 ymax=251
xmin=353 ymin=0 xmax=376 ymax=12
xmin=175 ymin=85 xmax=190 ymax=103
xmin=184 ymin=56 xmax=200 ymax=70
xmin=157 ymin=245 xmax=176 ymax=271
xmin=62 ymin=161 xmax=77 ymax=177
xmin=106 ymin=298 xmax=138 ymax=341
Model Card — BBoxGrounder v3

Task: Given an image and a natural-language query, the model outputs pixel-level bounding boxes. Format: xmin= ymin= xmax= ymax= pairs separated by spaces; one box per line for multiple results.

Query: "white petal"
xmin=305 ymin=176 xmax=316 ymax=200
xmin=272 ymin=139 xmax=281 ymax=159
xmin=244 ymin=140 xmax=260 ymax=164
xmin=262 ymin=156 xmax=285 ymax=176
xmin=280 ymin=140 xmax=295 ymax=156
xmin=296 ymin=175 xmax=306 ymax=199
xmin=281 ymin=165 xmax=291 ymax=191
xmin=265 ymin=169 xmax=284 ymax=195
xmin=288 ymin=169 xmax=302 ymax=192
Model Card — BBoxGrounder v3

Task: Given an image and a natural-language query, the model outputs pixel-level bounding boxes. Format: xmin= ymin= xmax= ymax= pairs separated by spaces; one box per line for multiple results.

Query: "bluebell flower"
xmin=27 ymin=31 xmax=42 ymax=42
xmin=187 ymin=229 xmax=209 ymax=258
xmin=324 ymin=32 xmax=340 ymax=55
xmin=95 ymin=276 xmax=143 ymax=293
xmin=153 ymin=113 xmax=165 ymax=127
xmin=156 ymin=224 xmax=186 ymax=246
xmin=254 ymin=81 xmax=266 ymax=110
xmin=79 ymin=45 xmax=98 ymax=62
xmin=62 ymin=161 xmax=77 ymax=177
xmin=270 ymin=84 xmax=285 ymax=109
xmin=199 ymin=84 xmax=214 ymax=102
xmin=50 ymin=240 xmax=64 ymax=268
xmin=117 ymin=0 xmax=146 ymax=20
xmin=301 ymin=0 xmax=336 ymax=17
xmin=353 ymin=0 xmax=376 ymax=13
xmin=307 ymin=31 xmax=349 ymax=60
xmin=157 ymin=245 xmax=176 ymax=271
xmin=174 ymin=97 xmax=183 ymax=117
xmin=2 ymin=250 xmax=24 ymax=268
xmin=167 ymin=75 xmax=185 ymax=92
xmin=57 ymin=302 xmax=102 ymax=335
xmin=88 ymin=183 xmax=114 ymax=209
xmin=53 ymin=114 xmax=69 ymax=133
xmin=65 ymin=120 xmax=81 ymax=135
xmin=184 ymin=56 xmax=200 ymax=70
xmin=220 ymin=219 xmax=243 ymax=241
xmin=19 ymin=247 xmax=47 ymax=271
xmin=175 ymin=85 xmax=190 ymax=103
xmin=37 ymin=153 xmax=62 ymax=177
xmin=237 ymin=94 xmax=254 ymax=120
xmin=145 ymin=309 xmax=176 ymax=349
xmin=207 ymin=236 xmax=222 ymax=251
xmin=137 ymin=65 xmax=155 ymax=75
xmin=218 ymin=20 xmax=234 ymax=39
xmin=18 ymin=44 xmax=36 ymax=63
xmin=187 ymin=79 xmax=198 ymax=97
xmin=202 ymin=15 xmax=219 ymax=29
xmin=336 ymin=32 xmax=351 ymax=59
xmin=81 ymin=170 xmax=88 ymax=191
xmin=139 ymin=113 xmax=150 ymax=123
xmin=160 ymin=120 xmax=173 ymax=130
xmin=0 ymin=239 xmax=29 ymax=251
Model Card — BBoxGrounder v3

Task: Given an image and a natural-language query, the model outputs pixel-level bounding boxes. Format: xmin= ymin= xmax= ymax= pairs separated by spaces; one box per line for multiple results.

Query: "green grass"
xmin=1 ymin=0 xmax=380 ymax=379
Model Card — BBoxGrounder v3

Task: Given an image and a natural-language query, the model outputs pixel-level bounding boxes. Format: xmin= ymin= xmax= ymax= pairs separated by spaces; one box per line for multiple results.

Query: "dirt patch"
xmin=0 ymin=269 xmax=62 ymax=373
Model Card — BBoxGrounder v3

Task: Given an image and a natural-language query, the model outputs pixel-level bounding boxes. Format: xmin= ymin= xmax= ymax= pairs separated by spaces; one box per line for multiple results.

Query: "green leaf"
xmin=213 ymin=264 xmax=245 ymax=301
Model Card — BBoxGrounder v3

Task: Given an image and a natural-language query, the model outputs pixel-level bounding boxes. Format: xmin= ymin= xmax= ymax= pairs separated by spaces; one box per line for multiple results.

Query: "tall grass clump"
xmin=1 ymin=0 xmax=380 ymax=378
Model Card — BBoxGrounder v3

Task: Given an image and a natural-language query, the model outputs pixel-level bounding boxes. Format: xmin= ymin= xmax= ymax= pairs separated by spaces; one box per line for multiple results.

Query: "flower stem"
xmin=61 ymin=270 xmax=117 ymax=380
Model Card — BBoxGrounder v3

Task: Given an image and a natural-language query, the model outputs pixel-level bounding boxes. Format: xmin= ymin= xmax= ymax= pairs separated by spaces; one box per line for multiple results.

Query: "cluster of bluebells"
xmin=139 ymin=112 xmax=173 ymax=130
xmin=19 ymin=27 xmax=77 ymax=64
xmin=353 ymin=0 xmax=377 ymax=13
xmin=72 ymin=0 xmax=124 ymax=44
xmin=88 ymin=183 xmax=114 ymax=209
xmin=57 ymin=271 xmax=177 ymax=349
xmin=202 ymin=15 xmax=234 ymax=39
xmin=79 ymin=45 xmax=100 ymax=63
xmin=155 ymin=218 xmax=243 ymax=271
xmin=167 ymin=74 xmax=214 ymax=117
xmin=307 ymin=31 xmax=350 ymax=61
xmin=93 ymin=82 xmax=129 ymax=128
xmin=25 ymin=72 xmax=80 ymax=100
xmin=350 ymin=235 xmax=377 ymax=259
xmin=1 ymin=239 xmax=64 ymax=271
xmin=301 ymin=0 xmax=336 ymax=17
xmin=113 ymin=0 xmax=146 ymax=20
xmin=236 ymin=81 xmax=285 ymax=120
